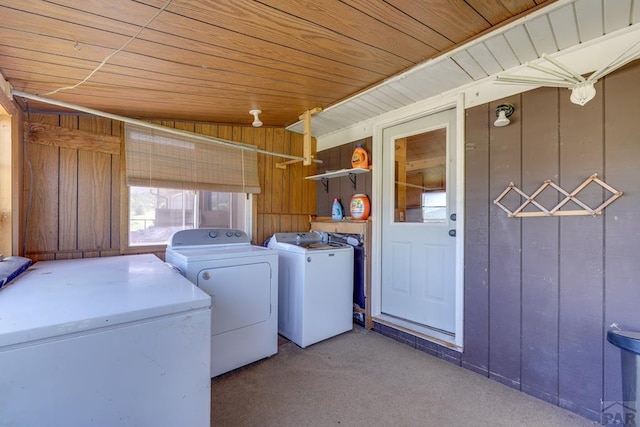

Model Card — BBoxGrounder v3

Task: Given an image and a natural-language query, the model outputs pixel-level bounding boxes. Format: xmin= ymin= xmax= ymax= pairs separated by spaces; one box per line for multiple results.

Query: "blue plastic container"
xmin=331 ymin=198 xmax=344 ymax=221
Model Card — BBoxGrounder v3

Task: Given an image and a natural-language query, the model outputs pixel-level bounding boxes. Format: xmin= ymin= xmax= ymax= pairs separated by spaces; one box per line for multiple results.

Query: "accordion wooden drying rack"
xmin=494 ymin=174 xmax=623 ymax=218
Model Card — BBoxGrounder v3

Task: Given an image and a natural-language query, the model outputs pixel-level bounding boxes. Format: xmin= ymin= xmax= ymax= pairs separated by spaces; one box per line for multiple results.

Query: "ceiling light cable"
xmin=41 ymin=0 xmax=173 ymax=96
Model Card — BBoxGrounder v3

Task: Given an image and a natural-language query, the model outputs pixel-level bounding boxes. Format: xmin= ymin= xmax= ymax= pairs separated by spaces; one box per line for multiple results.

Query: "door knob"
xmin=448 ymin=229 xmax=456 ymax=237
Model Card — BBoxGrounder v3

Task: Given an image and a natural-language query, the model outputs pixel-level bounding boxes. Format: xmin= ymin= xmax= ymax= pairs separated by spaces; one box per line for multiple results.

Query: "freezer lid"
xmin=0 ymin=254 xmax=211 ymax=348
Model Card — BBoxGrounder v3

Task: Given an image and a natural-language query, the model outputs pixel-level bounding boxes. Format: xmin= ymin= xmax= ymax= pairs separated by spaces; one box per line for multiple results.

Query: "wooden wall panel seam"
xmin=462 ymin=104 xmax=490 ymax=374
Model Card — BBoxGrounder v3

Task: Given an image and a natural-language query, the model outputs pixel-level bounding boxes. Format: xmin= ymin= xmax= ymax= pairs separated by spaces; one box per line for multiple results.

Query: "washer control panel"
xmin=167 ymin=228 xmax=249 ymax=248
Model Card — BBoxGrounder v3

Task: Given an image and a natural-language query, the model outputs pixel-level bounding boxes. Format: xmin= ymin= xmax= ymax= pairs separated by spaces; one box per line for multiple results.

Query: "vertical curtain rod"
xmin=12 ymin=90 xmax=321 ymax=164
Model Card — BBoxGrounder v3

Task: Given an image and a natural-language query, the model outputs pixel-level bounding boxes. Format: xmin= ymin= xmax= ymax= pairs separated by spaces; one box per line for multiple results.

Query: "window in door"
xmin=394 ymin=128 xmax=447 ymax=223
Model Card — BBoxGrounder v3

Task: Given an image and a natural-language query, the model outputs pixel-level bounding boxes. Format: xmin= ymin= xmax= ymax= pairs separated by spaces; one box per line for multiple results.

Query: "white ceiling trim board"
xmin=483 ymin=35 xmax=521 ymax=70
xmin=574 ymin=0 xmax=604 ymax=41
xmin=604 ymin=0 xmax=633 ymax=33
xmin=452 ymin=50 xmax=486 ymax=80
xmin=316 ymin=23 xmax=640 ymax=151
xmin=524 ymin=14 xmax=558 ymax=55
xmin=467 ymin=43 xmax=502 ymax=76
xmin=548 ymin=4 xmax=581 ymax=49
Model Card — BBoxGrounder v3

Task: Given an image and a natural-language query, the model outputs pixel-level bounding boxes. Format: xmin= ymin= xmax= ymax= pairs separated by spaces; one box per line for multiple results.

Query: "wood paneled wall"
xmin=463 ymin=61 xmax=640 ymax=421
xmin=22 ymin=115 xmax=316 ymax=260
xmin=23 ymin=114 xmax=122 ymax=261
xmin=251 ymin=126 xmax=317 ymax=245
xmin=315 ymin=137 xmax=372 ymax=217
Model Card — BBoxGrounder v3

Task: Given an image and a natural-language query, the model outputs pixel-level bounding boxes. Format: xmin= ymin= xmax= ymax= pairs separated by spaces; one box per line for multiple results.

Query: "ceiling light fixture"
xmin=494 ymin=103 xmax=514 ymax=127
xmin=249 ymin=109 xmax=263 ymax=127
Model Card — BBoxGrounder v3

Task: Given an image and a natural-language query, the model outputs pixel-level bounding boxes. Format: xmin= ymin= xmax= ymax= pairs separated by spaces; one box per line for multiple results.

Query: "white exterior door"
xmin=380 ymin=108 xmax=457 ymax=334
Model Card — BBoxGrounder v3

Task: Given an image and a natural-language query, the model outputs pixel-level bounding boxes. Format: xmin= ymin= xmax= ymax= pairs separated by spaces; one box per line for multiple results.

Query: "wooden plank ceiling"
xmin=0 ymin=0 xmax=552 ymax=127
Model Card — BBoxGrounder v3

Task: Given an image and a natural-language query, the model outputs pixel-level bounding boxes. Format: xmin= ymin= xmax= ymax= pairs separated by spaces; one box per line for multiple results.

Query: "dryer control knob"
xmin=226 ymin=231 xmax=233 ymax=237
xmin=235 ymin=231 xmax=242 ymax=237
xmin=208 ymin=231 xmax=218 ymax=238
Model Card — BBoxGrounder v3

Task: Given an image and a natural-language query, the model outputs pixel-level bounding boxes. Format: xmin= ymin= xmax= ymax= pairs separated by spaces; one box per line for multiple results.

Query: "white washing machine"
xmin=268 ymin=231 xmax=353 ymax=348
xmin=166 ymin=228 xmax=278 ymax=377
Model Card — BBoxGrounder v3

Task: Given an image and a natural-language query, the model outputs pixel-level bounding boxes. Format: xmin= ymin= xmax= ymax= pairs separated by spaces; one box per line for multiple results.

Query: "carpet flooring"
xmin=211 ymin=326 xmax=596 ymax=426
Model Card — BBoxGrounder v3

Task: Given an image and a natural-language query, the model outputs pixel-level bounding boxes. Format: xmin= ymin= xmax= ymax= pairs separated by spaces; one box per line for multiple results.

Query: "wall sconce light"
xmin=249 ymin=109 xmax=263 ymax=127
xmin=494 ymin=103 xmax=514 ymax=127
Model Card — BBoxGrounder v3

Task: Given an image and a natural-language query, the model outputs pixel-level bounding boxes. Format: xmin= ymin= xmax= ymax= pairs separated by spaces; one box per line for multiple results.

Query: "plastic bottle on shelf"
xmin=331 ymin=198 xmax=344 ymax=221
xmin=350 ymin=194 xmax=370 ymax=220
xmin=351 ymin=144 xmax=369 ymax=169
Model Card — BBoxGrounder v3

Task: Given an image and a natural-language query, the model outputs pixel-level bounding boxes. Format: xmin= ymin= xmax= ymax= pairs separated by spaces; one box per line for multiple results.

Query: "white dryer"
xmin=166 ymin=229 xmax=278 ymax=377
xmin=268 ymin=232 xmax=353 ymax=348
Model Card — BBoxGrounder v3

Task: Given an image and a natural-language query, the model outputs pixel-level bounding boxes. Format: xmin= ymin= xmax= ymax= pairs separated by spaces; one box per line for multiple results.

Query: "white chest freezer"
xmin=0 ymin=254 xmax=211 ymax=427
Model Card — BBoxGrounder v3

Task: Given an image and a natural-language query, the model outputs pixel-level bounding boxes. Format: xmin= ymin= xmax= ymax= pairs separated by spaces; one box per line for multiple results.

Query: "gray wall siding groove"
xmin=464 ymin=60 xmax=640 ymax=422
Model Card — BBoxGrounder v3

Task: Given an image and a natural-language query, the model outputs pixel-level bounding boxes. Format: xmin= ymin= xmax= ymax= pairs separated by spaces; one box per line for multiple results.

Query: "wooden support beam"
xmin=298 ymin=107 xmax=322 ymax=166
xmin=26 ymin=122 xmax=121 ymax=155
xmin=275 ymin=158 xmax=300 ymax=170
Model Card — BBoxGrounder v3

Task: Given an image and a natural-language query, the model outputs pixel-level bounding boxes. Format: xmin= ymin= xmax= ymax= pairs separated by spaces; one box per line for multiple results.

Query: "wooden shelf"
xmin=305 ymin=167 xmax=370 ymax=180
xmin=308 ymin=216 xmax=369 ymax=235
xmin=306 ymin=167 xmax=370 ymax=192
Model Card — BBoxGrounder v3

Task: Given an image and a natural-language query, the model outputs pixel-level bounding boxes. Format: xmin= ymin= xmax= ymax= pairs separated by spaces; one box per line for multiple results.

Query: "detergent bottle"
xmin=331 ymin=198 xmax=344 ymax=221
xmin=350 ymin=194 xmax=370 ymax=220
xmin=351 ymin=144 xmax=369 ymax=169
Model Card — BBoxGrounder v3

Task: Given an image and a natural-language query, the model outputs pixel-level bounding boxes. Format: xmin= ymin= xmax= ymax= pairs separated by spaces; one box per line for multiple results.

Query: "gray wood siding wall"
xmin=464 ymin=60 xmax=640 ymax=421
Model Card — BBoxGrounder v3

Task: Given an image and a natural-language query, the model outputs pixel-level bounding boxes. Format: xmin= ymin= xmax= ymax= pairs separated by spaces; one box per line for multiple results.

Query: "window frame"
xmin=122 ymin=186 xmax=254 ymax=251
